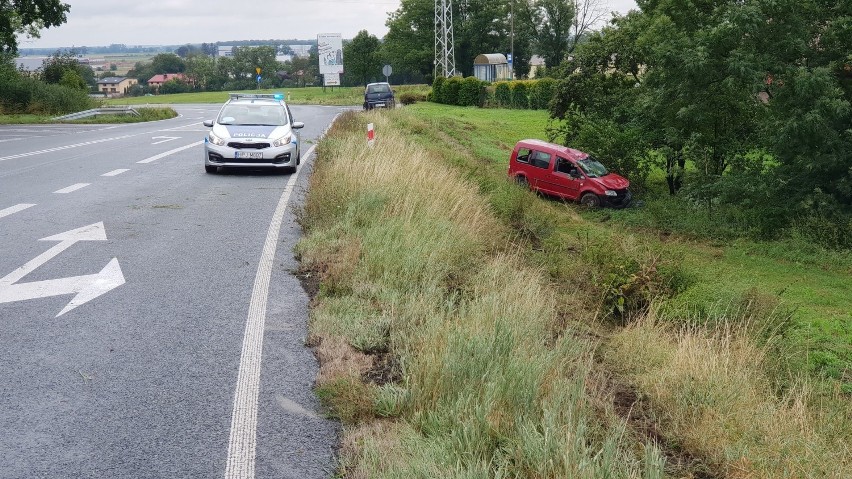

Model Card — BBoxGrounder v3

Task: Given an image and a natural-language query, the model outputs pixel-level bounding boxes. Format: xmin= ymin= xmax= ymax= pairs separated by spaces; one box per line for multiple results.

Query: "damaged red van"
xmin=508 ymin=139 xmax=632 ymax=208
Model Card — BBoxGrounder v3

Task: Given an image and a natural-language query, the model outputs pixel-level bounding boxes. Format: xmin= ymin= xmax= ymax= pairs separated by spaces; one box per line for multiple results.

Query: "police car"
xmin=202 ymin=93 xmax=304 ymax=174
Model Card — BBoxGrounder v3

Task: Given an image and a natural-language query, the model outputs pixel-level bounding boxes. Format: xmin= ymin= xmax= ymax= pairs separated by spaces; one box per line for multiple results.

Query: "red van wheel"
xmin=580 ymin=192 xmax=600 ymax=207
xmin=515 ymin=175 xmax=529 ymax=189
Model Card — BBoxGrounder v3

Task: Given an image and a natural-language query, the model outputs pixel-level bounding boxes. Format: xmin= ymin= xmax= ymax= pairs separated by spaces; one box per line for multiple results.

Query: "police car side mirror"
xmin=203 ymin=120 xmax=214 ymax=127
xmin=292 ymin=121 xmax=305 ymax=129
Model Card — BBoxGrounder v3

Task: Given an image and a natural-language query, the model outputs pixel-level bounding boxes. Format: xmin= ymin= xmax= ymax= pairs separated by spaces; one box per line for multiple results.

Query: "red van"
xmin=507 ymin=139 xmax=632 ymax=208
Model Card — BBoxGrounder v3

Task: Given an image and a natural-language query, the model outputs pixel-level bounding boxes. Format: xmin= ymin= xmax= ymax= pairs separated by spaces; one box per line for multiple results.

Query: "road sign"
xmin=323 ymin=73 xmax=340 ymax=86
xmin=507 ymin=53 xmax=513 ymax=64
xmin=0 ymin=222 xmax=125 ymax=317
xmin=256 ymin=67 xmax=262 ymax=74
xmin=256 ymin=75 xmax=262 ymax=83
xmin=382 ymin=64 xmax=392 ymax=77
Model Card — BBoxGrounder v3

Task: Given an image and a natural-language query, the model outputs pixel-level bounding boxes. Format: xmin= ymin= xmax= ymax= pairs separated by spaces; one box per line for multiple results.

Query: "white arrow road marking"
xmin=101 ymin=169 xmax=130 ymax=177
xmin=53 ymin=183 xmax=90 ymax=194
xmin=152 ymin=136 xmax=180 ymax=145
xmin=0 ymin=222 xmax=125 ymax=317
xmin=0 ymin=259 xmax=125 ymax=317
xmin=224 ymin=144 xmax=315 ymax=479
xmin=0 ymin=203 xmax=36 ymax=219
xmin=137 ymin=141 xmax=203 ymax=164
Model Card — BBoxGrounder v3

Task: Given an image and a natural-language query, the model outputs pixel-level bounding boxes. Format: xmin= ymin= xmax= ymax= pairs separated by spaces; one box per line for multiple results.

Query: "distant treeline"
xmin=18 ymin=39 xmax=317 ymax=57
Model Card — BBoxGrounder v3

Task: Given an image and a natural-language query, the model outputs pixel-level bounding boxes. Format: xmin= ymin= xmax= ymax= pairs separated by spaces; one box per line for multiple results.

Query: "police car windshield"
xmin=218 ymin=104 xmax=288 ymax=126
xmin=577 ymin=157 xmax=609 ymax=178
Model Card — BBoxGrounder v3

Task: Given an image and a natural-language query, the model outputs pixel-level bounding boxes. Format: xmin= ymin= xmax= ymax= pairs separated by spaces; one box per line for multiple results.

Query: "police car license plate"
xmin=375 ymin=103 xmax=386 ymax=108
xmin=236 ymin=151 xmax=263 ymax=159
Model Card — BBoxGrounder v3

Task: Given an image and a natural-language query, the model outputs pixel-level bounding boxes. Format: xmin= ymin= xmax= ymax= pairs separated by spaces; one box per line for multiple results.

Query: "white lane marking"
xmin=0 ymin=203 xmax=36 ymax=219
xmin=101 ymin=169 xmax=130 ymax=177
xmin=137 ymin=141 xmax=203 ymax=164
xmin=152 ymin=136 xmax=180 ymax=145
xmin=53 ymin=183 xmax=90 ymax=194
xmin=225 ymin=145 xmax=315 ymax=479
xmin=0 ymin=222 xmax=125 ymax=317
xmin=0 ymin=135 xmax=133 ymax=162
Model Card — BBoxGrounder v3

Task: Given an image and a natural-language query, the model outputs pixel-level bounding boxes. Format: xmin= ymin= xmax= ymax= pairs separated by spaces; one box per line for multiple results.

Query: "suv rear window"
xmin=367 ymin=84 xmax=391 ymax=94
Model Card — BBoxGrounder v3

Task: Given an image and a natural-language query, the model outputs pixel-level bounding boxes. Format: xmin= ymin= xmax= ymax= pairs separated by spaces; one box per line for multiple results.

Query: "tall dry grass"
xmin=605 ymin=310 xmax=852 ymax=478
xmin=298 ymin=111 xmax=665 ymax=477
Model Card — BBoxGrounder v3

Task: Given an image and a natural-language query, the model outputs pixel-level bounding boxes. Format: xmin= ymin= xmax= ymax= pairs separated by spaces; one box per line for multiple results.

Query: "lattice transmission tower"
xmin=434 ymin=0 xmax=456 ymax=78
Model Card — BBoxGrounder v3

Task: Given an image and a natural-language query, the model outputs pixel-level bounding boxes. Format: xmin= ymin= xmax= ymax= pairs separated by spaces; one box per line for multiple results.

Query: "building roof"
xmin=98 ymin=77 xmax=128 ymax=84
xmin=148 ymin=73 xmax=187 ymax=84
xmin=474 ymin=53 xmax=508 ymax=65
xmin=530 ymin=55 xmax=545 ymax=66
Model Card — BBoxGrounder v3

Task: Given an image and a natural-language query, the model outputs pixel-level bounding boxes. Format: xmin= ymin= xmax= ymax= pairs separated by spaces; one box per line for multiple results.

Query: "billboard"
xmin=317 ymin=33 xmax=344 ymax=75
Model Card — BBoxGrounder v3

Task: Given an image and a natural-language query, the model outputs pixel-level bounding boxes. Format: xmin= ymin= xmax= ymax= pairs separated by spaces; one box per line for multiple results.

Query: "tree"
xmin=529 ymin=0 xmax=575 ymax=69
xmin=40 ymin=50 xmax=95 ymax=89
xmin=343 ymin=30 xmax=382 ymax=86
xmin=1 ymin=0 xmax=70 ymax=55
xmin=150 ymin=53 xmax=186 ymax=74
xmin=383 ymin=0 xmax=434 ymax=82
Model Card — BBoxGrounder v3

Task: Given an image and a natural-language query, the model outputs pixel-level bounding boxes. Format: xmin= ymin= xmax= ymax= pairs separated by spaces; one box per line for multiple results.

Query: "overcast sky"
xmin=19 ymin=0 xmax=639 ymax=49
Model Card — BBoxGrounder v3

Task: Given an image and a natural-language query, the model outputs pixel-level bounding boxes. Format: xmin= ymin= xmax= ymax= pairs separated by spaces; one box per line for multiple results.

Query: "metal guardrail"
xmin=53 ymin=106 xmax=140 ymax=121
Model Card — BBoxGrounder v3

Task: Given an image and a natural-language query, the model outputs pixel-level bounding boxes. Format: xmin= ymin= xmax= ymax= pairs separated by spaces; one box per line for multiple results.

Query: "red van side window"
xmin=531 ymin=151 xmax=551 ymax=169
xmin=516 ymin=148 xmax=531 ymax=163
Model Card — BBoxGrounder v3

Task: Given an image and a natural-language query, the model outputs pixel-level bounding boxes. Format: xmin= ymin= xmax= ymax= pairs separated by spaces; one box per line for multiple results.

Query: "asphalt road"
xmin=0 ymin=105 xmax=342 ymax=478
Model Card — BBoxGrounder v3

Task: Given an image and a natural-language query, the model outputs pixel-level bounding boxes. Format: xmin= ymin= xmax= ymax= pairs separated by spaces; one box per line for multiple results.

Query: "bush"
xmin=442 ymin=76 xmax=462 ymax=105
xmin=494 ymin=82 xmax=512 ymax=107
xmin=457 ymin=76 xmax=485 ymax=107
xmin=529 ymin=78 xmax=557 ymax=110
xmin=1 ymin=67 xmax=93 ymax=114
xmin=431 ymin=76 xmax=446 ymax=104
xmin=399 ymin=92 xmax=424 ymax=105
xmin=511 ymin=81 xmax=529 ymax=109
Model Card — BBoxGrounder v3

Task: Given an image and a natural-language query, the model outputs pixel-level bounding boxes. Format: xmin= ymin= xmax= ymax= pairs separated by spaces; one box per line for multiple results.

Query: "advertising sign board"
xmin=317 ymin=33 xmax=344 ymax=75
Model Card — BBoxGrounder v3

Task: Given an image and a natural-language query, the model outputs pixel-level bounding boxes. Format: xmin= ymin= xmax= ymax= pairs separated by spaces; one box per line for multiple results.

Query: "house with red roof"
xmin=147 ymin=73 xmax=191 ymax=91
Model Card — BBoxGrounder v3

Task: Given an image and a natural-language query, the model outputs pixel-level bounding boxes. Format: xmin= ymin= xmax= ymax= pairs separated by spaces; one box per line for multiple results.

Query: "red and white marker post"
xmin=367 ymin=123 xmax=375 ymax=147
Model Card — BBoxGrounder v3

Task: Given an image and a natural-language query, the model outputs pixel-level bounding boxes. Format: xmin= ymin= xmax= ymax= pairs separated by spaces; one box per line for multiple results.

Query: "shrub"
xmin=399 ymin=92 xmax=423 ymax=105
xmin=442 ymin=76 xmax=462 ymax=105
xmin=431 ymin=76 xmax=446 ymax=104
xmin=529 ymin=78 xmax=557 ymax=110
xmin=511 ymin=81 xmax=529 ymax=109
xmin=494 ymin=81 xmax=511 ymax=107
xmin=457 ymin=76 xmax=485 ymax=107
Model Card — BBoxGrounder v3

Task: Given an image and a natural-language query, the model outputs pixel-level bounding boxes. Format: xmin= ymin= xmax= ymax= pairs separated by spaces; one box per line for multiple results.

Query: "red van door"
xmin=528 ymin=150 xmax=555 ymax=194
xmin=549 ymin=156 xmax=583 ymax=200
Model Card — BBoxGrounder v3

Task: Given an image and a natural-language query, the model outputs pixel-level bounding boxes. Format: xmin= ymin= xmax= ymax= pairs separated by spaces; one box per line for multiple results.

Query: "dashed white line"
xmin=0 ymin=203 xmax=36 ymax=219
xmin=53 ymin=183 xmax=90 ymax=194
xmin=137 ymin=141 xmax=203 ymax=164
xmin=0 ymin=135 xmax=133 ymax=162
xmin=101 ymin=169 xmax=130 ymax=177
xmin=224 ymin=145 xmax=315 ymax=479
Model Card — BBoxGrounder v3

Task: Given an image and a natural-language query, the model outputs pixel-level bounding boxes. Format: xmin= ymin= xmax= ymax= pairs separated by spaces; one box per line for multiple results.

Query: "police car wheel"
xmin=205 ymin=165 xmax=217 ymax=174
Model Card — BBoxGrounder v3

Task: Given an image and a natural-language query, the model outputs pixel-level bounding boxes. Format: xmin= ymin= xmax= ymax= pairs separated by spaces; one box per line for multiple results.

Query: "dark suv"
xmin=363 ymin=82 xmax=395 ymax=110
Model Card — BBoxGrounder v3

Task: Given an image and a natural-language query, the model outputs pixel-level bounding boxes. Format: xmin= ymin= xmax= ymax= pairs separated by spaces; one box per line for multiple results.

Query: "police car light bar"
xmin=228 ymin=93 xmax=285 ymax=100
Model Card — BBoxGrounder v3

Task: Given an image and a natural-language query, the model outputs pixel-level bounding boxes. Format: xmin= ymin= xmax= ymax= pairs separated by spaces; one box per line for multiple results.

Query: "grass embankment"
xmin=104 ymin=84 xmax=430 ymax=107
xmin=298 ymin=112 xmax=664 ymax=477
xmin=0 ymin=107 xmax=177 ymax=124
xmin=299 ymin=104 xmax=851 ymax=478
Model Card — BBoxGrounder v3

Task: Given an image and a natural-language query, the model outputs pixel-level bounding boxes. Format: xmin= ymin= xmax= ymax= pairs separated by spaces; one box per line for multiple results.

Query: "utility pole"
xmin=434 ymin=0 xmax=456 ymax=78
xmin=510 ymin=0 xmax=514 ymax=79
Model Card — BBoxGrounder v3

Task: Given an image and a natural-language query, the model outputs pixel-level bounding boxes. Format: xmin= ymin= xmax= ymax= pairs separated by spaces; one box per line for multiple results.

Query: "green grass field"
xmin=403 ymin=103 xmax=851 ymax=384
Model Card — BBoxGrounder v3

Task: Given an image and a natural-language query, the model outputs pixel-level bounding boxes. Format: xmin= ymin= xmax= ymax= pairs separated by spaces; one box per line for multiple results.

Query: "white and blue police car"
xmin=202 ymin=93 xmax=304 ymax=174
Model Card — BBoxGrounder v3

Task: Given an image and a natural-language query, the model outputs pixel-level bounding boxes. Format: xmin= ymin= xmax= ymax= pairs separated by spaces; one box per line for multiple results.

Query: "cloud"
xmin=20 ymin=0 xmax=638 ymax=48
